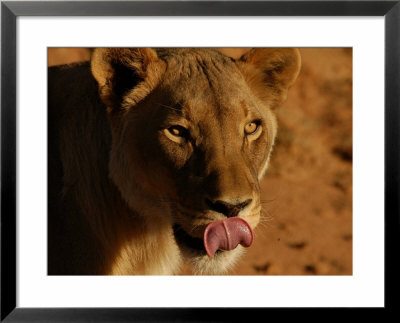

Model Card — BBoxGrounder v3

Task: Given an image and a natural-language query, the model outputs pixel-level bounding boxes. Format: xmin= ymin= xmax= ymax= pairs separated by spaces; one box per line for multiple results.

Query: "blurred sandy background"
xmin=48 ymin=48 xmax=352 ymax=275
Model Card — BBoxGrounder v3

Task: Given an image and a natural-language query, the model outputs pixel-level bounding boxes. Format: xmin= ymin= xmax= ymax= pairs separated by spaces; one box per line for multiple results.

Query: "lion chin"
xmin=48 ymin=47 xmax=300 ymax=275
xmin=172 ymin=222 xmax=247 ymax=275
xmin=188 ymin=248 xmax=246 ymax=275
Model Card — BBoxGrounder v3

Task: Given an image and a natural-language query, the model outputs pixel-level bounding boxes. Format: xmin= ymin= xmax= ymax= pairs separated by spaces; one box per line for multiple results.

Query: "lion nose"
xmin=205 ymin=198 xmax=252 ymax=218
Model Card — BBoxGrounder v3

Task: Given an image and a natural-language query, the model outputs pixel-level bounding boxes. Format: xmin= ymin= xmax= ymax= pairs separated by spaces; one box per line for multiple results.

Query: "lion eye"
xmin=167 ymin=125 xmax=188 ymax=138
xmin=244 ymin=121 xmax=261 ymax=135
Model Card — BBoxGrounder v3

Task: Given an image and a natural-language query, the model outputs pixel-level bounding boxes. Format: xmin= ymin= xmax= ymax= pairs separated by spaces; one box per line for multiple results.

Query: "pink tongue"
xmin=203 ymin=218 xmax=253 ymax=258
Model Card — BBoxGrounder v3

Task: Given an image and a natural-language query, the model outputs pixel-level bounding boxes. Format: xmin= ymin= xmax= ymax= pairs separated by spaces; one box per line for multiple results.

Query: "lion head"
xmin=91 ymin=48 xmax=300 ymax=274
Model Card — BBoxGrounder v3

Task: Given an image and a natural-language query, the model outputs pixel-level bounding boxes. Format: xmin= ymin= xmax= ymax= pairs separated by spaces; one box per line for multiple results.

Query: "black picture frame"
xmin=1 ymin=0 xmax=399 ymax=321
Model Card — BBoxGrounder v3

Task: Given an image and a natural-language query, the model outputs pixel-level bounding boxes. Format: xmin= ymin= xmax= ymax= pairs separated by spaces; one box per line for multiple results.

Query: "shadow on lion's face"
xmin=91 ymin=48 xmax=300 ymax=274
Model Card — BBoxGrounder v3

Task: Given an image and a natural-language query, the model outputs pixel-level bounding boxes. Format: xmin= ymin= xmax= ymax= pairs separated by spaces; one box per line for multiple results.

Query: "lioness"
xmin=48 ymin=48 xmax=300 ymax=275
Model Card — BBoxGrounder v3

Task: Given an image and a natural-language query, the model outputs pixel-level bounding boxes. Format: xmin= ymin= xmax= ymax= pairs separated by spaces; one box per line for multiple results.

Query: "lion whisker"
xmin=157 ymin=102 xmax=182 ymax=112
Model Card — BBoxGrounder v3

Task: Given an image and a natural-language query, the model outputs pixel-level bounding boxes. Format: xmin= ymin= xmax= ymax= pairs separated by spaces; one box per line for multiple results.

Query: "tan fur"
xmin=49 ymin=48 xmax=300 ymax=275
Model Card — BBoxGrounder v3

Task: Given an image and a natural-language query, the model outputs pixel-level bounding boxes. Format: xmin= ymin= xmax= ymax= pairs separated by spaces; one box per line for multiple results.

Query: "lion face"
xmin=91 ymin=48 xmax=301 ymax=274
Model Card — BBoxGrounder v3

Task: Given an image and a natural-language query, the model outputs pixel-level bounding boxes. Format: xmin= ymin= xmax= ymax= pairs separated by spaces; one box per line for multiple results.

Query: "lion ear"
xmin=237 ymin=48 xmax=301 ymax=106
xmin=91 ymin=48 xmax=165 ymax=111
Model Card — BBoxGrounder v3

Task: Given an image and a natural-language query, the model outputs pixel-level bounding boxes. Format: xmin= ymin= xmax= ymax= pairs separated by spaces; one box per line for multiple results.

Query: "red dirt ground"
xmin=48 ymin=48 xmax=352 ymax=275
